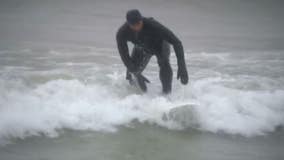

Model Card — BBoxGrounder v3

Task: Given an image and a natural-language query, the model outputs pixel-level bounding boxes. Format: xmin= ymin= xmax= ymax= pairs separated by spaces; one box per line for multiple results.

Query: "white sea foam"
xmin=0 ymin=74 xmax=284 ymax=145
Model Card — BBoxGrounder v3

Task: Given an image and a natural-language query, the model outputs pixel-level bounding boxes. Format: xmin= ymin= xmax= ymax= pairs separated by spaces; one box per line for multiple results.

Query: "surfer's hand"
xmin=126 ymin=74 xmax=135 ymax=85
xmin=177 ymin=66 xmax=188 ymax=85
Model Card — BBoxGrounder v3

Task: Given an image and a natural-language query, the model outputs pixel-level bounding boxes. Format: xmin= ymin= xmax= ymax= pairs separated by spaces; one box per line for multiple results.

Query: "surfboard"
xmin=162 ymin=104 xmax=200 ymax=128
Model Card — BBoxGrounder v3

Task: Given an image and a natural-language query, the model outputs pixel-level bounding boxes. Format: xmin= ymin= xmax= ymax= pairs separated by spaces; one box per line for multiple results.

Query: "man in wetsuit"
xmin=116 ymin=9 xmax=188 ymax=94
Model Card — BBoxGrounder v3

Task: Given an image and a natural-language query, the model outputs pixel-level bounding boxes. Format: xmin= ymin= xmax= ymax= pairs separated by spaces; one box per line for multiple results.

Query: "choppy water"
xmin=0 ymin=0 xmax=284 ymax=159
xmin=0 ymin=47 xmax=284 ymax=144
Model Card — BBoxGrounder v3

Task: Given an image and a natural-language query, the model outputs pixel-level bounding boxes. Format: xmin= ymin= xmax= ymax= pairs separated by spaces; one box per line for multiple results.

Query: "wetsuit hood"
xmin=126 ymin=9 xmax=142 ymax=25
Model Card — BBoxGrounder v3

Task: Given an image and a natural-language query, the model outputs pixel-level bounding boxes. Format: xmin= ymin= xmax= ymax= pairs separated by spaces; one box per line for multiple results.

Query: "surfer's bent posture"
xmin=116 ymin=9 xmax=188 ymax=94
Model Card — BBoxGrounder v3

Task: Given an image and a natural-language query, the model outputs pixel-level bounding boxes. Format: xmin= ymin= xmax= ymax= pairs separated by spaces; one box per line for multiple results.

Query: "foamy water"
xmin=1 ymin=47 xmax=283 ymax=145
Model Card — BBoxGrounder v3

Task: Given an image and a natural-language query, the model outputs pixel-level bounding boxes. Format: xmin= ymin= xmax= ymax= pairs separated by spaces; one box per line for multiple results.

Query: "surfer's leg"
xmin=157 ymin=41 xmax=173 ymax=94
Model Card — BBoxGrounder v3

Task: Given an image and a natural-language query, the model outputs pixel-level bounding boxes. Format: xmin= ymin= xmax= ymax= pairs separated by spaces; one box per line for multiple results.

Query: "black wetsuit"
xmin=116 ymin=17 xmax=187 ymax=93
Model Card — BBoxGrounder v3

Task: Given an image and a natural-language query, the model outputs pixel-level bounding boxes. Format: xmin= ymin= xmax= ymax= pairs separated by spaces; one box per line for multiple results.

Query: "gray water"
xmin=0 ymin=0 xmax=284 ymax=160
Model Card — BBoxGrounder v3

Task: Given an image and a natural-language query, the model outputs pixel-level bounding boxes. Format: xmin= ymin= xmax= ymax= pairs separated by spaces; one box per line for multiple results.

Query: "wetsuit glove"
xmin=177 ymin=62 xmax=188 ymax=85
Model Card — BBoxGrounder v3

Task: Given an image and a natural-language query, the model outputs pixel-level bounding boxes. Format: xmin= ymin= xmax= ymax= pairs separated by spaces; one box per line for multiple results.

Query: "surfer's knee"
xmin=158 ymin=58 xmax=170 ymax=69
xmin=159 ymin=60 xmax=172 ymax=78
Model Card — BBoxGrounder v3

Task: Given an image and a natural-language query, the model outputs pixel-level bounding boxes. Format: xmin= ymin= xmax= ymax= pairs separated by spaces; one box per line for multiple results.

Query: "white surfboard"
xmin=163 ymin=104 xmax=200 ymax=128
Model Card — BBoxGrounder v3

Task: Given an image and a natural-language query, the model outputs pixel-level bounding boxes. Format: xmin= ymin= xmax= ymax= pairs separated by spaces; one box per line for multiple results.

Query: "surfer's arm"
xmin=150 ymin=18 xmax=188 ymax=84
xmin=116 ymin=28 xmax=136 ymax=72
xmin=151 ymin=19 xmax=186 ymax=69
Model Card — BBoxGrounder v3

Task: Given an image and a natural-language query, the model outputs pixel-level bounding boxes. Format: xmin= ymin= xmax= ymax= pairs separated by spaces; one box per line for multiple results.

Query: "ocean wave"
xmin=1 ymin=75 xmax=283 ymax=145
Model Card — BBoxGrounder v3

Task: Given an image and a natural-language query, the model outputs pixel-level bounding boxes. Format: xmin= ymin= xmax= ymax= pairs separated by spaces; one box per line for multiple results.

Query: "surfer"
xmin=116 ymin=9 xmax=188 ymax=94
